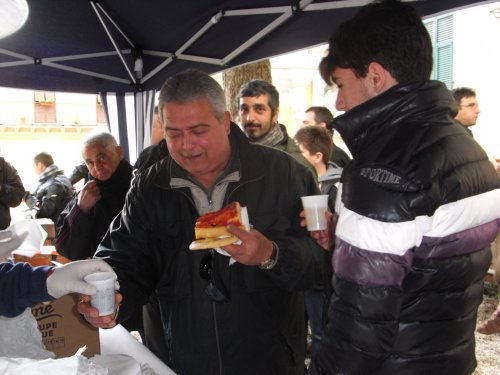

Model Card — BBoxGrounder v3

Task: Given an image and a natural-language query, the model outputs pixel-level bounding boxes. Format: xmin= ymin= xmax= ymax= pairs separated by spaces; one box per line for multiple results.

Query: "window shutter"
xmin=436 ymin=43 xmax=453 ymax=88
xmin=423 ymin=20 xmax=436 ymax=79
xmin=423 ymin=15 xmax=454 ymax=87
xmin=436 ymin=15 xmax=453 ymax=88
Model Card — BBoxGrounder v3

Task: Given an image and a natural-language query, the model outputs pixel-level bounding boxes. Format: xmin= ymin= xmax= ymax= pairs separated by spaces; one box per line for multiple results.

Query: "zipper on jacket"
xmin=212 ymin=300 xmax=224 ymax=375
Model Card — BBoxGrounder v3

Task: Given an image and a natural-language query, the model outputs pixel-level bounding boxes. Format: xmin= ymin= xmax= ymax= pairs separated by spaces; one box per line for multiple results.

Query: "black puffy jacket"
xmin=95 ymin=124 xmax=324 ymax=375
xmin=27 ymin=165 xmax=73 ymax=224
xmin=314 ymin=81 xmax=500 ymax=375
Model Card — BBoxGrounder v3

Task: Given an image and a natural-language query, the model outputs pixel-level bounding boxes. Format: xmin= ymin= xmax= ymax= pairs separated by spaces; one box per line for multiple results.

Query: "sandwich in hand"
xmin=189 ymin=202 xmax=245 ymax=251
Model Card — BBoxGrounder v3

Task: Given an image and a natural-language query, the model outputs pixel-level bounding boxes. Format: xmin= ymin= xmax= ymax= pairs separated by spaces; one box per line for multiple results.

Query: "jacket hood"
xmin=332 ymin=81 xmax=458 ymax=157
xmin=318 ymin=161 xmax=342 ymax=183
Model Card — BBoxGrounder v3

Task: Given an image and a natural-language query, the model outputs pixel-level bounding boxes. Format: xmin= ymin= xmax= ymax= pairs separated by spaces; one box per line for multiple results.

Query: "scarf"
xmin=92 ymin=159 xmax=133 ymax=218
xmin=38 ymin=164 xmax=62 ymax=183
xmin=250 ymin=123 xmax=285 ymax=148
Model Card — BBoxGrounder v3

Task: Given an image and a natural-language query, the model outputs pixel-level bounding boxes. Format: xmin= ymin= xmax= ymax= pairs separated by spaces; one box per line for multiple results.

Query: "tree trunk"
xmin=222 ymin=59 xmax=272 ymax=121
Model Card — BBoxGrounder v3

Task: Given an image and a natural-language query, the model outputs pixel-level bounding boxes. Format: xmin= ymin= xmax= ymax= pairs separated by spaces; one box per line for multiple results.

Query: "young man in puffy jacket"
xmin=25 ymin=152 xmax=73 ymax=224
xmin=308 ymin=1 xmax=500 ymax=374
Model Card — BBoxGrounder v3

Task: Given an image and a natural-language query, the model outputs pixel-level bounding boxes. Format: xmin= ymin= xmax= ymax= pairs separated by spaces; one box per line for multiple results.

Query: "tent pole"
xmin=89 ymin=1 xmax=136 ymax=84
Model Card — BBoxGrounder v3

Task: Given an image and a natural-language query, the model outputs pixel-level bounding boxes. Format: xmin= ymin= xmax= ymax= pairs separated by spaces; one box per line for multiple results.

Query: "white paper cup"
xmin=84 ymin=271 xmax=116 ymax=316
xmin=301 ymin=195 xmax=329 ymax=231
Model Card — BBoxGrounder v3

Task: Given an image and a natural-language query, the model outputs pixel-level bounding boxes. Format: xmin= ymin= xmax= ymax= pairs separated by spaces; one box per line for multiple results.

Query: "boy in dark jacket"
xmin=294 ymin=125 xmax=342 ymax=361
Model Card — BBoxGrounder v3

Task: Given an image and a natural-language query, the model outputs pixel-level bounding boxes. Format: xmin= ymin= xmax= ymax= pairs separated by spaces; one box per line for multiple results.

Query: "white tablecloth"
xmin=100 ymin=325 xmax=175 ymax=375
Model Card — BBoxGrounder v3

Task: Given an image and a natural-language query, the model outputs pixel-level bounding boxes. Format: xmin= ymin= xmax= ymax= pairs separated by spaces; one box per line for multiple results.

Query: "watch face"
xmin=259 ymin=242 xmax=279 ymax=270
xmin=259 ymin=258 xmax=276 ymax=270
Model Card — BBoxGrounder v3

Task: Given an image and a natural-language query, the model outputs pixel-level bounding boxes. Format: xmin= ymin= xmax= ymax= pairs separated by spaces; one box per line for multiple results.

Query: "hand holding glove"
xmin=0 ymin=229 xmax=28 ymax=260
xmin=46 ymin=259 xmax=119 ymax=299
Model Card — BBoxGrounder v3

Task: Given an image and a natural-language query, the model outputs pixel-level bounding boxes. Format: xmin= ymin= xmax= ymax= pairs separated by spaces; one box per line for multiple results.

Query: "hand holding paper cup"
xmin=83 ymin=271 xmax=117 ymax=316
xmin=301 ymin=195 xmax=329 ymax=231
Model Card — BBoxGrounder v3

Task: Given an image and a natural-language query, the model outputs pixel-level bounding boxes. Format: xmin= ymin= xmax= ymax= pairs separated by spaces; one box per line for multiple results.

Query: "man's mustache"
xmin=243 ymin=122 xmax=261 ymax=129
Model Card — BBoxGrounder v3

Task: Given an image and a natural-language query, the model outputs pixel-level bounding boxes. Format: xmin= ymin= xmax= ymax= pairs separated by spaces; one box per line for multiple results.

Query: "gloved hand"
xmin=46 ymin=259 xmax=119 ymax=299
xmin=0 ymin=230 xmax=28 ymax=260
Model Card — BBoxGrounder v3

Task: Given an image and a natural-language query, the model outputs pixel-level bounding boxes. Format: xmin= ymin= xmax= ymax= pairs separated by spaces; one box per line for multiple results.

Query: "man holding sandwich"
xmin=78 ymin=69 xmax=323 ymax=375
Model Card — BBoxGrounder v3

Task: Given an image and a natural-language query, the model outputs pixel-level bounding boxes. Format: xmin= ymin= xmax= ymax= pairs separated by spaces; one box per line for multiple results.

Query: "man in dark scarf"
xmin=54 ymin=131 xmax=132 ymax=261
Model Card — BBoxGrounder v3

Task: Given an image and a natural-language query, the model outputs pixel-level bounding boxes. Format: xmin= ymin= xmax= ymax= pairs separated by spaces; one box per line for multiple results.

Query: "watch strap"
xmin=259 ymin=241 xmax=279 ymax=270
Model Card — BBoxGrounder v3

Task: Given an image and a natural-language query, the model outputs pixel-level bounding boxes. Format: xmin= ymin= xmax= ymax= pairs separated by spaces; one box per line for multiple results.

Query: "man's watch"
xmin=259 ymin=241 xmax=279 ymax=270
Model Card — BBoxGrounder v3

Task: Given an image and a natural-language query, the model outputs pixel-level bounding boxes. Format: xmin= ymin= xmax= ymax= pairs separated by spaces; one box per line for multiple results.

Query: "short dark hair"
xmin=319 ymin=0 xmax=433 ymax=85
xmin=294 ymin=126 xmax=333 ymax=165
xmin=451 ymin=87 xmax=476 ymax=105
xmin=34 ymin=152 xmax=54 ymax=167
xmin=305 ymin=106 xmax=334 ymax=126
xmin=237 ymin=80 xmax=280 ymax=116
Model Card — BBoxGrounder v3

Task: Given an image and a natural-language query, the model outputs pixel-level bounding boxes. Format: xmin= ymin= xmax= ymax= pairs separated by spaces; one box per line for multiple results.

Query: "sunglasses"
xmin=199 ymin=251 xmax=230 ymax=303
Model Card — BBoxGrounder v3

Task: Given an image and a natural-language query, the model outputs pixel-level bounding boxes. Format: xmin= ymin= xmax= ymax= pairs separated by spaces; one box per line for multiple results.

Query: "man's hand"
xmin=77 ymin=180 xmax=101 ymax=214
xmin=24 ymin=194 xmax=37 ymax=209
xmin=0 ymin=230 xmax=28 ymax=259
xmin=300 ymin=210 xmax=335 ymax=251
xmin=77 ymin=292 xmax=123 ymax=329
xmin=222 ymin=225 xmax=274 ymax=266
xmin=46 ymin=259 xmax=119 ymax=298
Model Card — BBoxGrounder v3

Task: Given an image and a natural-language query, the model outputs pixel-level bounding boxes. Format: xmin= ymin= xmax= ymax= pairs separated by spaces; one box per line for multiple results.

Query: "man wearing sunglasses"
xmin=77 ymin=69 xmax=323 ymax=375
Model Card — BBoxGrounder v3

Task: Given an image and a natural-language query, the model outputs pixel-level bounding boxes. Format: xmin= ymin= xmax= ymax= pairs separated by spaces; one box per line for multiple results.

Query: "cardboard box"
xmin=31 ymin=294 xmax=100 ymax=358
xmin=16 ymin=245 xmax=99 ymax=358
xmin=13 ymin=246 xmax=71 ymax=266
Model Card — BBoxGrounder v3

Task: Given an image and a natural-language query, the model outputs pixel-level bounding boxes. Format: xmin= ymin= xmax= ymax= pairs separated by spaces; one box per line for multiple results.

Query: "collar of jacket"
xmin=274 ymin=124 xmax=296 ymax=154
xmin=454 ymin=119 xmax=474 ymax=137
xmin=151 ymin=122 xmax=267 ymax=189
xmin=332 ymin=81 xmax=458 ymax=157
xmin=38 ymin=164 xmax=63 ymax=182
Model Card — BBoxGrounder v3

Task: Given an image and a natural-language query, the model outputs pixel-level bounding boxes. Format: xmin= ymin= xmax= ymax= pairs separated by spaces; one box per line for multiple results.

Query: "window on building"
xmin=424 ymin=14 xmax=454 ymax=88
xmin=34 ymin=91 xmax=57 ymax=123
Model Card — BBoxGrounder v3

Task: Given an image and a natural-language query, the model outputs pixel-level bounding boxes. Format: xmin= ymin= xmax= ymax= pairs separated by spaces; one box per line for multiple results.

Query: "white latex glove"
xmin=46 ymin=259 xmax=119 ymax=299
xmin=0 ymin=230 xmax=28 ymax=260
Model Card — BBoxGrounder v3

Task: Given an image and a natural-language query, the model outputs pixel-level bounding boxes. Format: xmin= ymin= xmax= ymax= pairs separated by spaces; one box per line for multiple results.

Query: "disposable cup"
xmin=301 ymin=195 xmax=329 ymax=231
xmin=83 ymin=271 xmax=116 ymax=316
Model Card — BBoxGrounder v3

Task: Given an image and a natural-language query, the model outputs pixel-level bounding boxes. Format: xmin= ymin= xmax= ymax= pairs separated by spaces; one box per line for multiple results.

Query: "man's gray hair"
xmin=81 ymin=130 xmax=118 ymax=154
xmin=158 ymin=69 xmax=227 ymax=123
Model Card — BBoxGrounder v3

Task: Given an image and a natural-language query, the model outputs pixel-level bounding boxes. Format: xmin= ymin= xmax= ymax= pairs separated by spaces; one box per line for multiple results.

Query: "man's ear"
xmin=272 ymin=107 xmax=280 ymax=124
xmin=223 ymin=111 xmax=231 ymax=133
xmin=116 ymin=145 xmax=124 ymax=160
xmin=367 ymin=62 xmax=397 ymax=94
